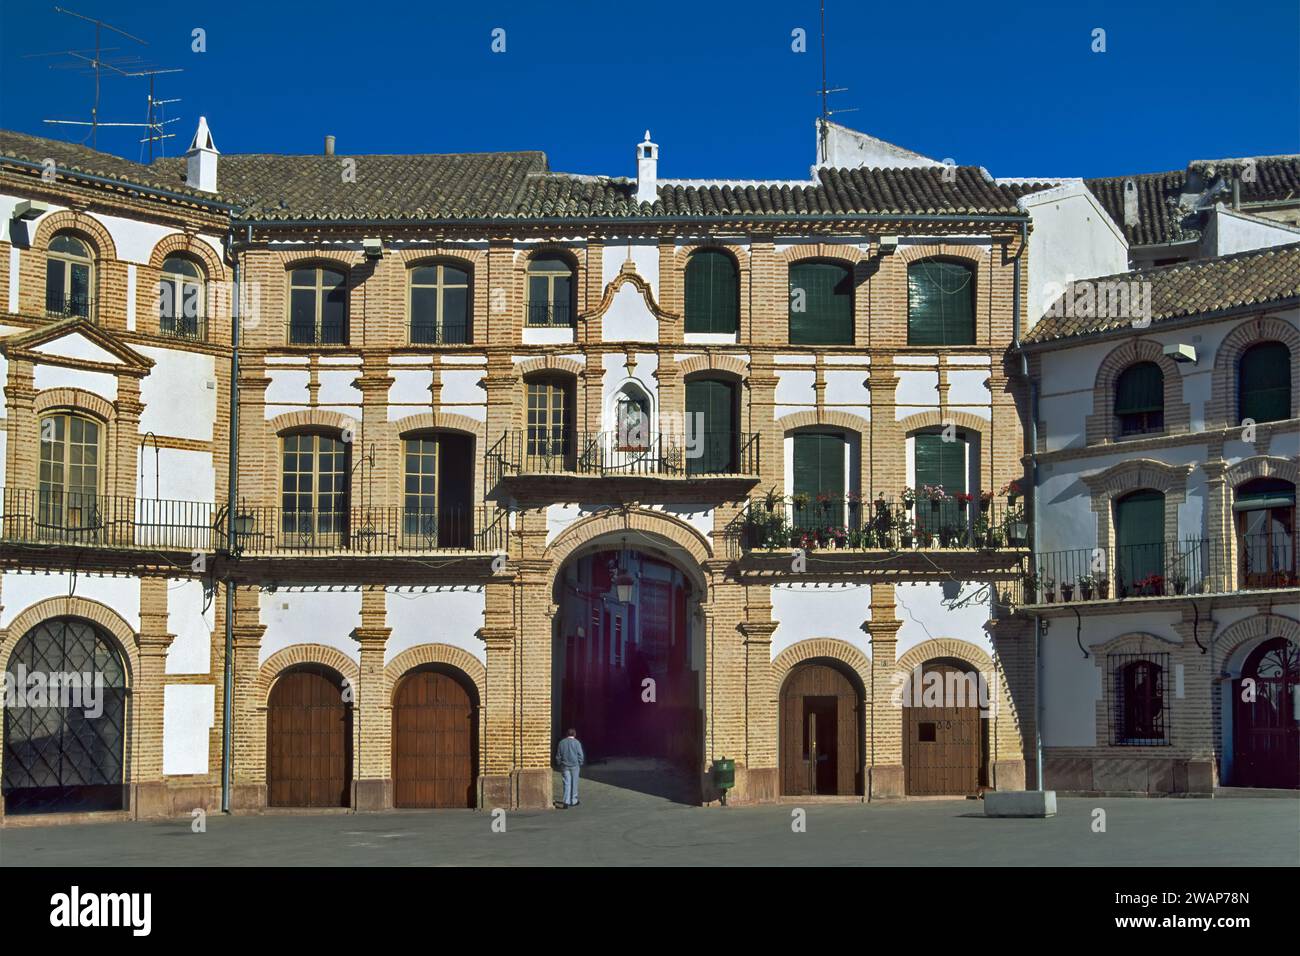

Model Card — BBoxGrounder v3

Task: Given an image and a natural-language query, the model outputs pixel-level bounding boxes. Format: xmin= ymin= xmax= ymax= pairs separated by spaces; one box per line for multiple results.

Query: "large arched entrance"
xmin=779 ymin=660 xmax=864 ymax=796
xmin=2 ymin=616 xmax=129 ymax=815
xmin=903 ymin=658 xmax=989 ymax=796
xmin=1232 ymin=637 xmax=1299 ymax=789
xmin=553 ymin=544 xmax=704 ymax=796
xmin=391 ymin=665 xmax=478 ymax=808
xmin=266 ymin=664 xmax=352 ymax=807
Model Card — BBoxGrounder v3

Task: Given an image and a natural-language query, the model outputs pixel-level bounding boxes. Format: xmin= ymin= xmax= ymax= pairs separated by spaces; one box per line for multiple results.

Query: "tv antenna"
xmin=815 ymin=0 xmax=857 ymax=160
xmin=30 ymin=6 xmax=182 ymax=155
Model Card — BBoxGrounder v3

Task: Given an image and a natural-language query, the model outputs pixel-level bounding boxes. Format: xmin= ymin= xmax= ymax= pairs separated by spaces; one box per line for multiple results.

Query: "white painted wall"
xmin=259 ymin=590 xmax=362 ymax=664
xmin=138 ymin=346 xmax=217 ymax=442
xmin=163 ymin=685 xmax=214 ymax=775
xmin=165 ymin=578 xmax=213 ymax=675
xmin=384 ymin=588 xmax=487 ymax=665
xmin=0 ymin=571 xmax=141 ymax=632
xmin=770 ymin=583 xmax=872 ymax=658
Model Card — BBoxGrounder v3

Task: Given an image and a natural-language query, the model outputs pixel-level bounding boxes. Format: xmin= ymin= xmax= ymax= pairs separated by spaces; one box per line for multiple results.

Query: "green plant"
xmin=763 ymin=486 xmax=781 ymax=512
xmin=792 ymin=492 xmax=810 ymax=510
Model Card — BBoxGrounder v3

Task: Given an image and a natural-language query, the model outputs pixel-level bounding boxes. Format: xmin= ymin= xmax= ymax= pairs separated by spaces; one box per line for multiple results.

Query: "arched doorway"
xmin=2 ymin=617 xmax=129 ymax=815
xmin=391 ymin=665 xmax=478 ymax=808
xmin=1233 ymin=638 xmax=1299 ymax=789
xmin=553 ymin=546 xmax=703 ymax=786
xmin=779 ymin=660 xmax=864 ymax=796
xmin=266 ymin=664 xmax=352 ymax=807
xmin=903 ymin=658 xmax=989 ymax=796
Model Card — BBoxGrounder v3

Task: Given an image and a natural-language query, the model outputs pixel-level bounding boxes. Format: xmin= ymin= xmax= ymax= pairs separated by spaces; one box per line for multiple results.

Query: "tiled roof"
xmin=1025 ymin=242 xmax=1300 ymax=345
xmin=1085 ymin=156 xmax=1300 ymax=247
xmin=0 ymin=129 xmax=228 ymax=205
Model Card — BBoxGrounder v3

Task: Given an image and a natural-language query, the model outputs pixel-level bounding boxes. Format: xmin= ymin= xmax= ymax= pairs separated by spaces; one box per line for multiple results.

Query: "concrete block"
xmin=984 ymin=790 xmax=1057 ymax=817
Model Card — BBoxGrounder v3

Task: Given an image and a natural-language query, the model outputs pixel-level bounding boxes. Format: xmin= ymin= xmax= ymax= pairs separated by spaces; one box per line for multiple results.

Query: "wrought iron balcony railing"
xmin=45 ymin=291 xmax=94 ymax=320
xmin=526 ymin=302 xmax=574 ymax=327
xmin=0 ymin=488 xmax=504 ymax=556
xmin=158 ymin=314 xmax=209 ymax=342
xmin=409 ymin=320 xmax=471 ymax=345
xmin=735 ymin=494 xmax=1026 ymax=552
xmin=485 ymin=430 xmax=760 ymax=485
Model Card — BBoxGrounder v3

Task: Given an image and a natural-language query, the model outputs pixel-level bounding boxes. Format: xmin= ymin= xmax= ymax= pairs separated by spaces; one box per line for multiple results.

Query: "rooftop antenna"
xmin=815 ymin=0 xmax=857 ymax=162
xmin=32 ymin=6 xmax=150 ymax=148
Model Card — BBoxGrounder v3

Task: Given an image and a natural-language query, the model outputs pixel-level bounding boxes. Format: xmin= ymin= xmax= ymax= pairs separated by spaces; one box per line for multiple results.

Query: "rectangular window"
xmin=526 ymin=380 xmax=572 ymax=466
xmin=281 ymin=434 xmax=348 ymax=544
xmin=792 ymin=432 xmax=847 ymax=530
xmin=1108 ymin=653 xmax=1169 ymax=745
xmin=789 ymin=262 xmax=853 ymax=345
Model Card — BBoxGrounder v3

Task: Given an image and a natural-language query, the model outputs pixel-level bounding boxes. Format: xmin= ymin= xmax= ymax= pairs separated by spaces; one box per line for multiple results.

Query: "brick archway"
xmin=1080 ymin=457 xmax=1193 ymax=550
xmin=1084 ymin=338 xmax=1191 ymax=444
xmin=1209 ymin=316 xmax=1300 ymax=428
xmin=1 ymin=597 xmax=139 ymax=684
xmin=772 ymin=638 xmax=871 ymax=700
xmin=256 ymin=644 xmax=359 ymax=705
xmin=383 ymin=644 xmax=485 ymax=703
xmin=544 ymin=506 xmax=713 ymax=571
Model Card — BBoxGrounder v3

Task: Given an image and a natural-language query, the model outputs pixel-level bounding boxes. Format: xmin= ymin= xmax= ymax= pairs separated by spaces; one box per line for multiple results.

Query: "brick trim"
xmin=897 ymin=409 xmax=989 ymax=437
xmin=146 ymin=232 xmax=226 ymax=280
xmin=895 ymin=244 xmax=986 ymax=267
xmin=1084 ymin=338 xmax=1191 ymax=445
xmin=579 ymin=259 xmax=680 ymax=324
xmin=545 ymin=507 xmax=713 ymax=571
xmin=383 ymin=644 xmax=485 ymax=704
xmin=32 ymin=209 xmax=118 ymax=262
xmin=516 ymin=356 xmax=584 ymax=379
xmin=255 ymin=644 xmax=359 ymax=705
xmin=777 ymin=409 xmax=868 ymax=431
xmin=33 ymin=387 xmax=115 ymax=422
xmin=771 ymin=638 xmax=871 ymax=699
xmin=268 ymin=408 xmax=355 ymax=434
xmin=1208 ymin=316 xmax=1300 ymax=428
xmin=1080 ymin=458 xmax=1192 ymax=549
xmin=392 ymin=411 xmax=485 ymax=440
xmin=1216 ymin=613 xmax=1300 ymax=676
xmin=1 ymin=596 xmax=139 ymax=683
xmin=678 ymin=354 xmax=748 ymax=379
xmin=778 ymin=243 xmax=865 ymax=264
xmin=895 ymin=637 xmax=994 ymax=675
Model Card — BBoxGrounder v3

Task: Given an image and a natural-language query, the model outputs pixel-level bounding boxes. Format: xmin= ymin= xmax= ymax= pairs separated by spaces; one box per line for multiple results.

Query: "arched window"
xmin=614 ymin=385 xmax=651 ymax=451
xmin=1238 ymin=342 xmax=1291 ymax=425
xmin=1114 ymin=361 xmax=1164 ymax=437
xmin=1113 ymin=659 xmax=1165 ymax=744
xmin=158 ymin=254 xmax=206 ymax=340
xmin=288 ymin=266 xmax=347 ymax=344
xmin=280 ymin=432 xmax=349 ymax=544
xmin=38 ymin=412 xmax=102 ymax=530
xmin=907 ymin=259 xmax=975 ymax=345
xmin=45 ymin=232 xmax=94 ymax=319
xmin=788 ymin=261 xmax=852 ymax=345
xmin=525 ymin=375 xmax=575 ymax=468
xmin=410 ymin=262 xmax=470 ymax=344
xmin=1115 ymin=489 xmax=1165 ymax=596
xmin=685 ymin=249 xmax=738 ymax=334
xmin=1234 ymin=478 xmax=1297 ymax=588
xmin=526 ymin=253 xmax=574 ymax=327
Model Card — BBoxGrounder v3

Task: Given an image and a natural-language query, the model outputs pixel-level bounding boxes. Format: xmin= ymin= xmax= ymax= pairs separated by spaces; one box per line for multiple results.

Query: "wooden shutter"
xmin=789 ymin=262 xmax=852 ymax=345
xmin=685 ymin=250 xmax=739 ymax=334
xmin=793 ymin=432 xmax=846 ymax=527
xmin=914 ymin=433 xmax=967 ymax=494
xmin=1115 ymin=490 xmax=1165 ymax=590
xmin=686 ymin=378 xmax=736 ymax=474
xmin=1115 ymin=362 xmax=1163 ymax=415
xmin=1239 ymin=342 xmax=1291 ymax=424
xmin=908 ymin=260 xmax=975 ymax=345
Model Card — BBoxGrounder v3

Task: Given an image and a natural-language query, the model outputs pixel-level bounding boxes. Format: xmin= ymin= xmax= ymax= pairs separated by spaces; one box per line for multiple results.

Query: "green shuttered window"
xmin=1115 ymin=489 xmax=1165 ymax=592
xmin=1114 ymin=362 xmax=1165 ymax=436
xmin=1238 ymin=342 xmax=1291 ymax=425
xmin=907 ymin=260 xmax=975 ymax=346
xmin=793 ymin=432 xmax=846 ymax=528
xmin=686 ymin=378 xmax=737 ymax=475
xmin=789 ymin=262 xmax=852 ymax=345
xmin=913 ymin=432 xmax=967 ymax=494
xmin=685 ymin=250 xmax=739 ymax=334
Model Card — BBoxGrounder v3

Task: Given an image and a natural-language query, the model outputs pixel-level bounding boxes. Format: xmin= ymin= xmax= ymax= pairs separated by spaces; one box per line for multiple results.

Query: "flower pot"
xmin=1044 ymin=590 xmax=1055 ymax=604
xmin=901 ymin=535 xmax=913 ymax=548
xmin=1080 ymin=585 xmax=1093 ymax=601
xmin=1097 ymin=582 xmax=1110 ymax=599
xmin=1174 ymin=582 xmax=1186 ymax=595
xmin=1061 ymin=585 xmax=1074 ymax=602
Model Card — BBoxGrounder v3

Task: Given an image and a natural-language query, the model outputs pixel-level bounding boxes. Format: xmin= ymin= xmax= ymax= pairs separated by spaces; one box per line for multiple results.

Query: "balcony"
xmin=727 ymin=493 xmax=1029 ymax=571
xmin=158 ymin=314 xmax=209 ymax=343
xmin=409 ymin=320 xmax=471 ymax=345
xmin=0 ymin=487 xmax=506 ymax=565
xmin=1004 ymin=534 xmax=1297 ymax=609
xmin=525 ymin=302 xmax=574 ymax=327
xmin=45 ymin=291 xmax=94 ymax=321
xmin=484 ymin=430 xmax=761 ymax=499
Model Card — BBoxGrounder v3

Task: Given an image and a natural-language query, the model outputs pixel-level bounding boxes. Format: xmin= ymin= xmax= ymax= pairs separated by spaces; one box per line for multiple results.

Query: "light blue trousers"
xmin=561 ymin=766 xmax=581 ymax=805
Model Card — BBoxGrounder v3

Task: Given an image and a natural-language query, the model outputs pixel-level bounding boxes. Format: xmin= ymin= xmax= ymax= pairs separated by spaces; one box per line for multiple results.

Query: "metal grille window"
xmin=1109 ymin=654 xmax=1168 ymax=745
xmin=1238 ymin=341 xmax=1291 ymax=425
xmin=158 ymin=254 xmax=206 ymax=339
xmin=907 ymin=259 xmax=975 ymax=345
xmin=2 ymin=617 xmax=129 ymax=814
xmin=526 ymin=254 xmax=574 ymax=327
xmin=410 ymin=262 xmax=470 ymax=344
xmin=38 ymin=413 xmax=101 ymax=529
xmin=281 ymin=433 xmax=349 ymax=541
xmin=1114 ymin=361 xmax=1164 ymax=437
xmin=526 ymin=378 xmax=572 ymax=464
xmin=45 ymin=232 xmax=94 ymax=319
xmin=289 ymin=266 xmax=347 ymax=344
xmin=684 ymin=249 xmax=739 ymax=334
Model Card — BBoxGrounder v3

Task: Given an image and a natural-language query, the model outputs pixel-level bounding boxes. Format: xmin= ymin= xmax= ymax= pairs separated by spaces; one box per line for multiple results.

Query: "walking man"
xmin=556 ymin=727 xmax=585 ymax=808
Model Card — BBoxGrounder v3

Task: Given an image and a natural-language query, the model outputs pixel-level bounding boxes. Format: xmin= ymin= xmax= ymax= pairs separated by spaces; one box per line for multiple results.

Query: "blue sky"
xmin=1 ymin=0 xmax=1297 ymax=181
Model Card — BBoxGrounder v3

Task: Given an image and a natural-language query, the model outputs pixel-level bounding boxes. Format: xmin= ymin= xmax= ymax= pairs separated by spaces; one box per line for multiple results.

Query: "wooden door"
xmin=1234 ymin=638 xmax=1300 ymax=789
xmin=686 ymin=378 xmax=737 ymax=475
xmin=267 ymin=667 xmax=351 ymax=807
xmin=904 ymin=662 xmax=983 ymax=796
xmin=780 ymin=663 xmax=861 ymax=796
xmin=392 ymin=669 xmax=477 ymax=808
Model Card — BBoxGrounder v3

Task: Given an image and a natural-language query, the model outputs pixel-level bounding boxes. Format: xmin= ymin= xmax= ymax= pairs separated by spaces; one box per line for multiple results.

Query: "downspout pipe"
xmin=1010 ymin=219 xmax=1045 ymax=791
xmin=220 ymin=226 xmax=244 ymax=813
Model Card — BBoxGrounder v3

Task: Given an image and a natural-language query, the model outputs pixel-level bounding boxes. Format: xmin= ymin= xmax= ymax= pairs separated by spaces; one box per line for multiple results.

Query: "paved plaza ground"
xmin=2 ymin=761 xmax=1297 ymax=867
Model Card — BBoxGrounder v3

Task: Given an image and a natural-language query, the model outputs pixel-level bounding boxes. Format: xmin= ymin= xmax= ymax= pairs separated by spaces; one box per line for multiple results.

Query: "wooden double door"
xmin=903 ymin=662 xmax=986 ymax=796
xmin=780 ymin=662 xmax=863 ymax=796
xmin=392 ymin=668 xmax=478 ymax=808
xmin=1233 ymin=638 xmax=1299 ymax=789
xmin=267 ymin=666 xmax=352 ymax=808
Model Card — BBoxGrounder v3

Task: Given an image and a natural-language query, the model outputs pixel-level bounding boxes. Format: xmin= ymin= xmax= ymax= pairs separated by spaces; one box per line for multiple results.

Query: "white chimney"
xmin=635 ymin=130 xmax=658 ymax=204
xmin=185 ymin=116 xmax=219 ymax=193
xmin=1122 ymin=177 xmax=1139 ymax=228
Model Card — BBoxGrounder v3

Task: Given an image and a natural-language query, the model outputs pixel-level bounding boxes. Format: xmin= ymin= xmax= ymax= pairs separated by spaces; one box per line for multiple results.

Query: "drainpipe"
xmin=220 ymin=227 xmax=244 ymax=813
xmin=1010 ymin=219 xmax=1045 ymax=790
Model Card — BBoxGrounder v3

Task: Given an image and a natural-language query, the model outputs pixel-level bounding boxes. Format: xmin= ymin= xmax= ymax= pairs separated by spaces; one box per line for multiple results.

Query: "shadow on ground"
xmin=555 ymin=757 xmax=699 ymax=807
